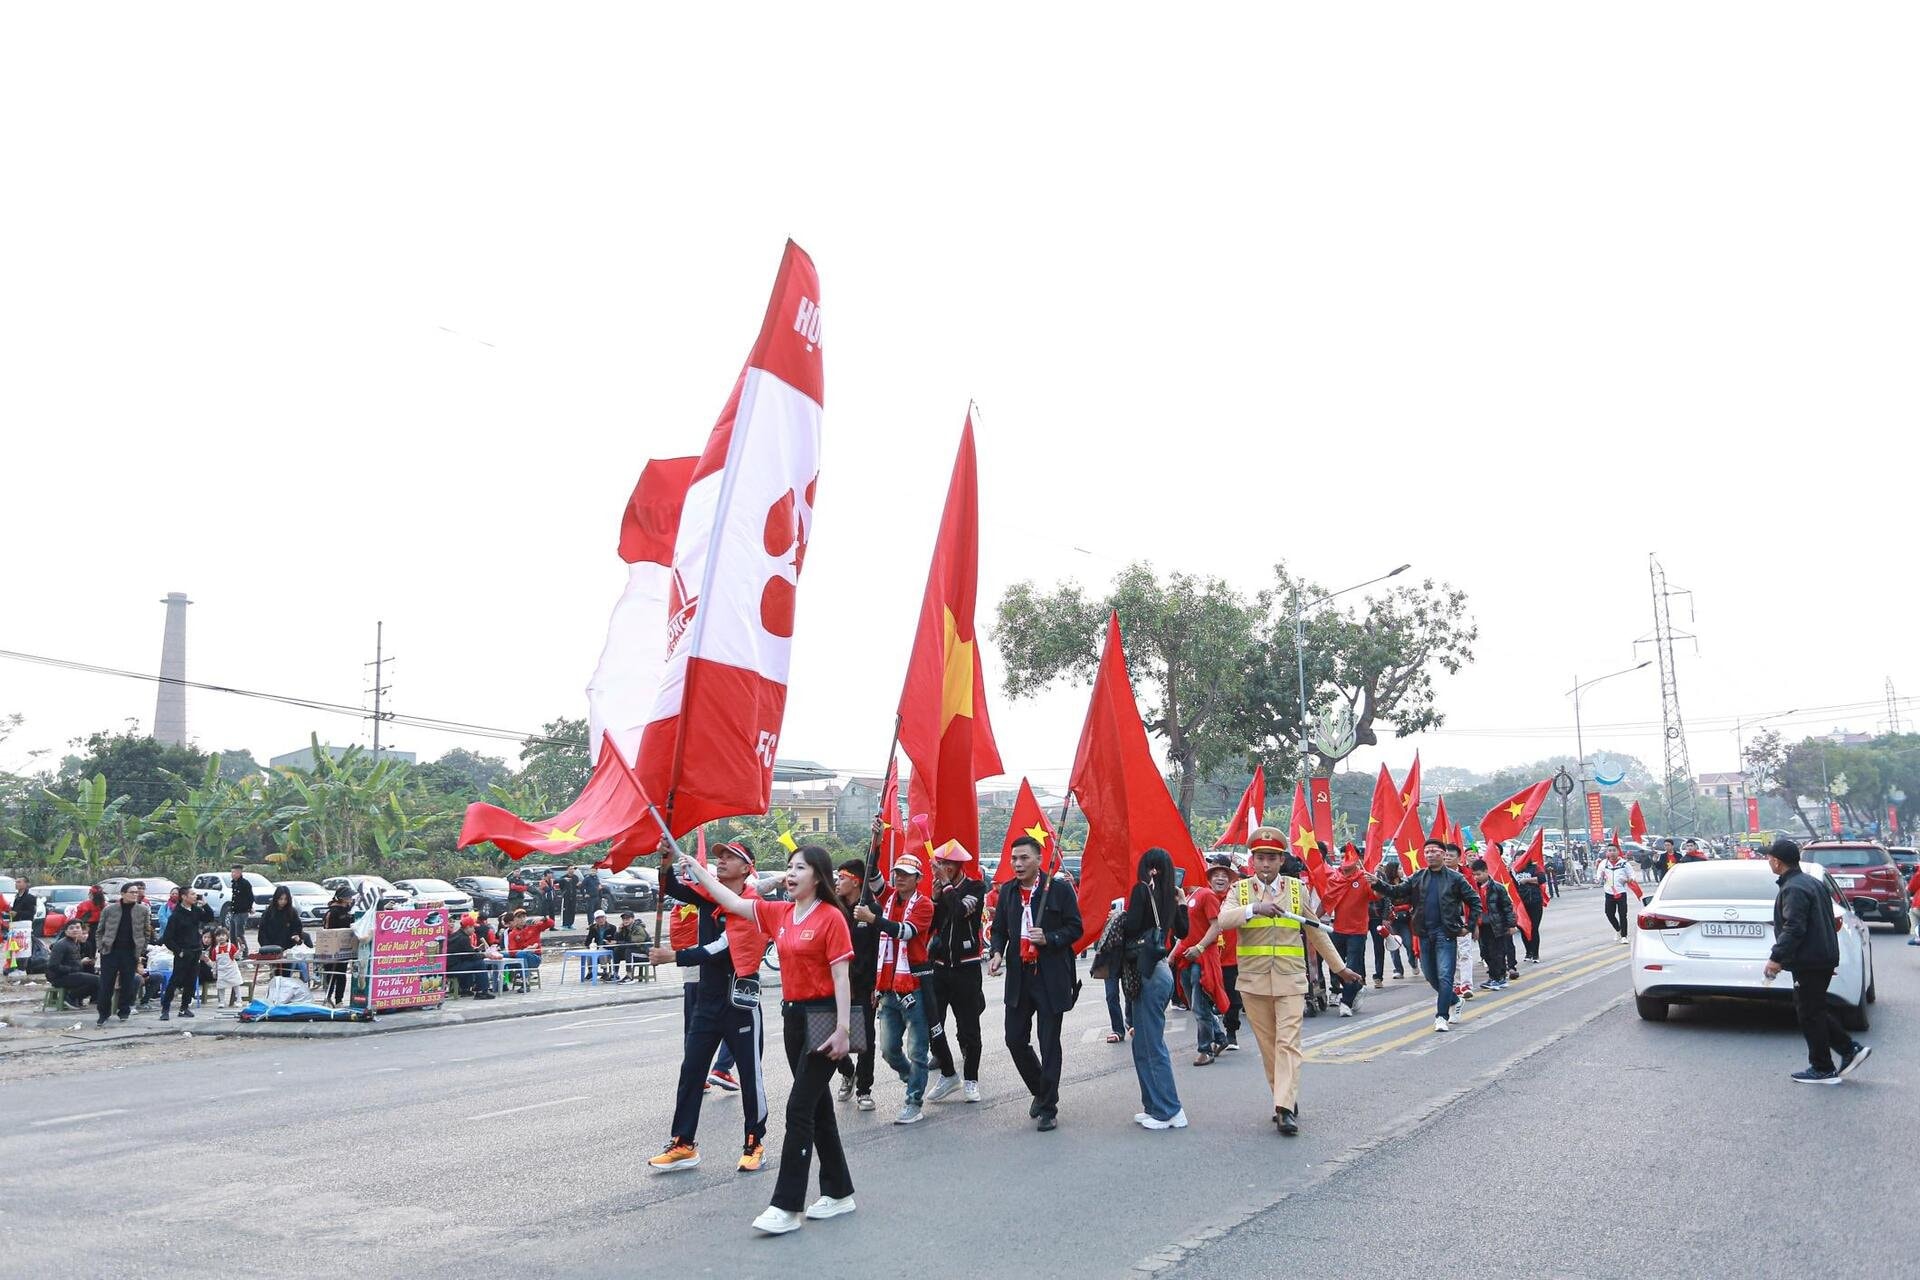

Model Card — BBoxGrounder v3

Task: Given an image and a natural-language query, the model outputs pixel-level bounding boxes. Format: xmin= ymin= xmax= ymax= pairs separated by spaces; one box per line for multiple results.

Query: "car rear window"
xmin=1801 ymin=846 xmax=1890 ymax=869
xmin=1654 ymin=865 xmax=1779 ymax=901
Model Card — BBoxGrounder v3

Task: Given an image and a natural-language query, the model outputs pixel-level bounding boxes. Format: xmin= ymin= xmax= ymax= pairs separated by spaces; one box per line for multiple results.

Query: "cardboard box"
xmin=312 ymin=928 xmax=358 ymax=961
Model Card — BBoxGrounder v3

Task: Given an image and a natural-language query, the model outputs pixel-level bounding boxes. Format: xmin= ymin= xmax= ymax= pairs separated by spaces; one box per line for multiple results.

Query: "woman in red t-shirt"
xmin=678 ymin=843 xmax=856 ymax=1236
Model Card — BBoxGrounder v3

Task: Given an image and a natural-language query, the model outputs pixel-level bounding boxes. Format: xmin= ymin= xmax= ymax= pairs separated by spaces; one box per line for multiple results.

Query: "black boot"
xmin=1275 ymin=1107 xmax=1299 ymax=1136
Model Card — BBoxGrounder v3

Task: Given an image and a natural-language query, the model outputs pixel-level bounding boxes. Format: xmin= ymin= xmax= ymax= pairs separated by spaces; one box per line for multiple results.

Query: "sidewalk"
xmin=1 ymin=964 xmax=783 ymax=1048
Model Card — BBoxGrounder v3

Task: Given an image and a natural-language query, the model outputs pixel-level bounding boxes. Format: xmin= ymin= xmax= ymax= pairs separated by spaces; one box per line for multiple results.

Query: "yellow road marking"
xmin=1304 ymin=940 xmax=1620 ymax=1055
xmin=1306 ymin=949 xmax=1627 ymax=1064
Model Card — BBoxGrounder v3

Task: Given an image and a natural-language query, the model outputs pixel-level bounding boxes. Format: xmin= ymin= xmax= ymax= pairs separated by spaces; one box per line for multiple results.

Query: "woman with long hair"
xmin=1121 ymin=847 xmax=1189 ymax=1129
xmin=677 ymin=842 xmax=856 ymax=1235
xmin=255 ymin=886 xmax=310 ymax=976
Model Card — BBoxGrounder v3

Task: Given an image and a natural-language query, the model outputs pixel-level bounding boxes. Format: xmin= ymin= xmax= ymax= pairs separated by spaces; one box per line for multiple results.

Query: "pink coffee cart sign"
xmin=368 ymin=908 xmax=449 ymax=1011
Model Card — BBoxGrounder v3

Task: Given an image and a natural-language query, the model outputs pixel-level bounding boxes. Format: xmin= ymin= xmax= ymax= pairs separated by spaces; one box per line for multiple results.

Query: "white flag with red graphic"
xmin=461 ymin=241 xmax=823 ymax=867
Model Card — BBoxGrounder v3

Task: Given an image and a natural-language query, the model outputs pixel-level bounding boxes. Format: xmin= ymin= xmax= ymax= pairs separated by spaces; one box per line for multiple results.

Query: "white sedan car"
xmin=391 ymin=878 xmax=474 ymax=916
xmin=1632 ymin=859 xmax=1873 ymax=1029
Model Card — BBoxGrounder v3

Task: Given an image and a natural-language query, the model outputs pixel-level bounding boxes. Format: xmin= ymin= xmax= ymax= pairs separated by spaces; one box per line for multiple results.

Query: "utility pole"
xmin=1888 ymin=677 xmax=1901 ymax=735
xmin=365 ymin=621 xmax=393 ymax=760
xmin=1637 ymin=554 xmax=1702 ymax=835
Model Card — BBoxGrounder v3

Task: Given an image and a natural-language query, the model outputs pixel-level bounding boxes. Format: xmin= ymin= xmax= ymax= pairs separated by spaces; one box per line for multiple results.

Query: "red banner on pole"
xmin=1586 ymin=793 xmax=1605 ymax=846
xmin=1887 ymin=805 xmax=1898 ymax=840
xmin=1829 ymin=802 xmax=1842 ymax=836
xmin=1746 ymin=797 xmax=1760 ymax=832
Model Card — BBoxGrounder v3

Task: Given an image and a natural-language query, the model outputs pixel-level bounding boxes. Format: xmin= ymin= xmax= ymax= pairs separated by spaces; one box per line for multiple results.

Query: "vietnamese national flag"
xmin=1399 ymin=752 xmax=1423 ymax=816
xmin=897 ymin=415 xmax=1002 ymax=876
xmin=1483 ymin=841 xmax=1533 ymax=943
xmin=1066 ymin=613 xmax=1206 ymax=950
xmin=1429 ymin=795 xmax=1453 ymax=848
xmin=1480 ymin=779 xmax=1551 ymax=847
xmin=1391 ymin=802 xmax=1426 ymax=871
xmin=1309 ymin=776 xmax=1335 ymax=857
xmin=1612 ymin=831 xmax=1645 ymax=900
xmin=463 ymin=241 xmax=825 ymax=870
xmin=1629 ymin=801 xmax=1648 ymax=844
xmin=874 ymin=755 xmax=905 ymax=880
xmin=1514 ymin=828 xmax=1551 ymax=904
xmin=1289 ymin=781 xmax=1330 ymax=894
xmin=1214 ymin=767 xmax=1265 ymax=849
xmin=995 ymin=778 xmax=1060 ymax=885
xmin=1363 ymin=765 xmax=1403 ymax=872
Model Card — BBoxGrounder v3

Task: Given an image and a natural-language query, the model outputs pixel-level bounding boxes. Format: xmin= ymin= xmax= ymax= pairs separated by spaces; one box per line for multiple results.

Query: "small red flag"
xmin=1480 ymin=779 xmax=1550 ymax=847
xmin=1214 ymin=767 xmax=1265 ymax=849
xmin=1363 ymin=765 xmax=1403 ymax=873
xmin=1430 ymin=795 xmax=1454 ymax=848
xmin=1629 ymin=801 xmax=1647 ymax=844
xmin=1400 ymin=752 xmax=1422 ymax=814
xmin=876 ymin=756 xmax=904 ymax=880
xmin=1482 ymin=842 xmax=1533 ymax=943
xmin=1513 ymin=828 xmax=1551 ymax=904
xmin=996 ymin=778 xmax=1060 ymax=885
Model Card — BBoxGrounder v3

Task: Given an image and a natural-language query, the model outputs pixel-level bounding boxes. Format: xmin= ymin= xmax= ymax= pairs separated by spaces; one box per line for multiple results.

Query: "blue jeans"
xmin=876 ymin=989 xmax=929 ymax=1105
xmin=1419 ymin=932 xmax=1459 ymax=1020
xmin=1181 ymin=966 xmax=1224 ymax=1051
xmin=1129 ymin=961 xmax=1182 ymax=1121
xmin=1104 ymin=973 xmax=1132 ymax=1036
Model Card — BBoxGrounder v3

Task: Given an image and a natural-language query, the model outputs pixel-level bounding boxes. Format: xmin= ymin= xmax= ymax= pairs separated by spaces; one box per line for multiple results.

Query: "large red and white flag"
xmin=462 ymin=241 xmax=824 ymax=867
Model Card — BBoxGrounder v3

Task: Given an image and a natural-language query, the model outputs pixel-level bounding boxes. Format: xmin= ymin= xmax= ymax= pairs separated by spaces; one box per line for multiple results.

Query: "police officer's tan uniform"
xmin=1194 ymin=826 xmax=1355 ymax=1134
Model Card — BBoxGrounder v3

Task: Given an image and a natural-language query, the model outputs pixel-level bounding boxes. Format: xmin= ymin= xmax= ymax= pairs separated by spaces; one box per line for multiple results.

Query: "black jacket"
xmin=322 ymin=903 xmax=355 ymax=929
xmin=255 ymin=906 xmax=308 ymax=951
xmin=1512 ymin=870 xmax=1545 ymax=915
xmin=929 ymin=874 xmax=986 ymax=968
xmin=49 ymin=936 xmax=90 ymax=983
xmin=1770 ymin=868 xmax=1840 ymax=972
xmin=11 ymin=887 xmax=37 ymax=923
xmin=661 ymin=861 xmax=736 ymax=1006
xmin=1477 ymin=880 xmax=1515 ymax=934
xmin=989 ymin=876 xmax=1082 ymax=1013
xmin=162 ymin=902 xmax=213 ymax=953
xmin=560 ymin=874 xmax=580 ymax=906
xmin=845 ymin=888 xmax=881 ymax=1002
xmin=229 ymin=876 xmax=256 ymax=913
xmin=1379 ymin=867 xmax=1476 ymax=937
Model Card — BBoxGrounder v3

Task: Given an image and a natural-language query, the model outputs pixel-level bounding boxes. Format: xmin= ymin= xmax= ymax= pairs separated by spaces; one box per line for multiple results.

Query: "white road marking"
xmin=558 ymin=1011 xmax=678 ymax=1030
xmin=31 ymin=1108 xmax=129 ymax=1127
xmin=369 ymin=1066 xmax=403 ymax=1074
xmin=550 ymin=1040 xmax=584 ymax=1048
xmin=1402 ymin=965 xmax=1623 ymax=1056
xmin=233 ymin=1087 xmax=270 ymax=1096
xmin=470 ymin=1094 xmax=589 ymax=1122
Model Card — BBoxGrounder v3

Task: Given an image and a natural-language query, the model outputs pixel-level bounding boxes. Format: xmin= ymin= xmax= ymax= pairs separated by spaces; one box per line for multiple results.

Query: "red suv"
xmin=1800 ymin=841 xmax=1911 ymax=934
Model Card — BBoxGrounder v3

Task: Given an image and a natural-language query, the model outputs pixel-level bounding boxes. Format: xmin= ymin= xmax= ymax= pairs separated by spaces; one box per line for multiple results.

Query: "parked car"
xmin=587 ymin=869 xmax=655 ymax=915
xmin=1888 ymin=846 xmax=1919 ymax=880
xmin=392 ymin=878 xmax=475 ymax=916
xmin=189 ymin=871 xmax=276 ymax=916
xmin=30 ymin=885 xmax=90 ymax=932
xmin=319 ymin=875 xmax=409 ymax=911
xmin=100 ymin=875 xmax=181 ymax=906
xmin=275 ymin=880 xmax=334 ymax=925
xmin=1632 ymin=858 xmax=1873 ymax=1029
xmin=1799 ymin=841 xmax=1911 ymax=933
xmin=453 ymin=876 xmax=514 ymax=917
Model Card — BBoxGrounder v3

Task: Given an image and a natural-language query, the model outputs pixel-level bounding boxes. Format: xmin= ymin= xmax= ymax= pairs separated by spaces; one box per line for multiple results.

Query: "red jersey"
xmin=874 ymin=888 xmax=933 ymax=995
xmin=507 ymin=919 xmax=553 ymax=952
xmin=1324 ymin=867 xmax=1374 ymax=934
xmin=753 ymin=898 xmax=853 ymax=1002
xmin=1177 ymin=887 xmax=1221 ymax=965
xmin=668 ymin=901 xmax=700 ymax=950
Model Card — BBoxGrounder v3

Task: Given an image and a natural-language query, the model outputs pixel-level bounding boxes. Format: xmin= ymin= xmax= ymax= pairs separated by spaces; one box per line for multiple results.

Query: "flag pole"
xmin=1052 ymin=792 xmax=1075 ymax=876
xmin=646 ymin=799 xmax=687 ymax=946
xmin=875 ymin=714 xmax=902 ymax=875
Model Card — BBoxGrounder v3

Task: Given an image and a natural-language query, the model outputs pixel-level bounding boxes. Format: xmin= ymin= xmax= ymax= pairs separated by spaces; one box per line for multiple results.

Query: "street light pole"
xmin=1291 ymin=563 xmax=1410 ymax=780
xmin=1567 ymin=662 xmax=1652 ymax=851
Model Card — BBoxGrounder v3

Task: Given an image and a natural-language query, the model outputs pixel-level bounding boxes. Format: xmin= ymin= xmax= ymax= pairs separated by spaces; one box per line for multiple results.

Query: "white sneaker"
xmin=1138 ymin=1109 xmax=1188 ymax=1130
xmin=1337 ymin=1003 xmax=1354 ymax=1018
xmin=963 ymin=1080 xmax=981 ymax=1103
xmin=1133 ymin=1112 xmax=1151 ymax=1127
xmin=806 ymin=1194 xmax=857 ymax=1220
xmin=893 ymin=1104 xmax=924 ymax=1125
xmin=1434 ymin=1017 xmax=1451 ymax=1033
xmin=925 ymin=1074 xmax=961 ymax=1103
xmin=752 ymin=1207 xmax=804 ymax=1235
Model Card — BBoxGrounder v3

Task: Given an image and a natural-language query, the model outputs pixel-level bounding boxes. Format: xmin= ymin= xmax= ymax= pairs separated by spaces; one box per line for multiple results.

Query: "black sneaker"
xmin=179 ymin=1006 xmax=195 ymax=1019
xmin=1790 ymin=1068 xmax=1842 ymax=1085
xmin=159 ymin=1008 xmax=170 ymax=1022
xmin=1839 ymin=1044 xmax=1871 ymax=1077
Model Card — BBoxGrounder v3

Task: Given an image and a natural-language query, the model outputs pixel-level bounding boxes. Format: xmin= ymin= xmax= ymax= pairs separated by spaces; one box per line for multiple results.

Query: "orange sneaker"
xmin=648 ymin=1139 xmax=700 ymax=1172
xmin=737 ymin=1137 xmax=765 ymax=1172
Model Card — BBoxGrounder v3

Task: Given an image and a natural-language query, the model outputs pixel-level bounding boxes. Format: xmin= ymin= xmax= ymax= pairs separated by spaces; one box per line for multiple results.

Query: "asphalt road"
xmin=0 ymin=895 xmax=1906 ymax=1278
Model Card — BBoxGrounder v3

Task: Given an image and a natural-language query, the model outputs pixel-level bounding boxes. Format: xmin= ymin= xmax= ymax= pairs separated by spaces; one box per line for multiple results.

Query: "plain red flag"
xmin=875 ymin=755 xmax=904 ymax=880
xmin=1480 ymin=779 xmax=1552 ymax=847
xmin=1214 ymin=767 xmax=1265 ymax=849
xmin=1513 ymin=828 xmax=1552 ymax=903
xmin=996 ymin=778 xmax=1061 ymax=885
xmin=1430 ymin=795 xmax=1454 ymax=848
xmin=1629 ymin=801 xmax=1648 ymax=844
xmin=1482 ymin=841 xmax=1534 ymax=943
xmin=1066 ymin=614 xmax=1206 ymax=950
xmin=1363 ymin=765 xmax=1403 ymax=872
xmin=897 ymin=415 xmax=1003 ymax=876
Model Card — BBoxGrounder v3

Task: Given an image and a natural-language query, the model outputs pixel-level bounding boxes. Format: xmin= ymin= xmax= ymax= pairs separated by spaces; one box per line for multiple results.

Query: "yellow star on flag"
xmin=1367 ymin=815 xmax=1379 ymax=827
xmin=543 ymin=823 xmax=584 ymax=845
xmin=777 ymin=831 xmax=798 ymax=853
xmin=1506 ymin=800 xmax=1526 ymax=819
xmin=1292 ymin=824 xmax=1319 ymax=856
xmin=1025 ymin=822 xmax=1050 ymax=846
xmin=940 ymin=606 xmax=976 ymax=734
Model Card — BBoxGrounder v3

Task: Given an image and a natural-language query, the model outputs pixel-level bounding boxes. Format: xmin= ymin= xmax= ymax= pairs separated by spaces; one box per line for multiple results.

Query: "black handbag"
xmin=1121 ymin=890 xmax=1167 ymax=1002
xmin=802 ymin=1001 xmax=870 ymax=1055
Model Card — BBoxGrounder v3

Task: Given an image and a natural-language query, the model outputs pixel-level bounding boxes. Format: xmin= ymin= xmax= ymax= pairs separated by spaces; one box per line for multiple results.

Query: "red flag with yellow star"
xmin=1363 ymin=764 xmax=1402 ymax=872
xmin=1390 ymin=801 xmax=1426 ymax=871
xmin=1400 ymin=752 xmax=1422 ymax=815
xmin=994 ymin=777 xmax=1059 ymax=885
xmin=897 ymin=414 xmax=1002 ymax=878
xmin=1479 ymin=779 xmax=1551 ymax=847
xmin=1289 ymin=781 xmax=1330 ymax=894
xmin=1429 ymin=794 xmax=1454 ymax=848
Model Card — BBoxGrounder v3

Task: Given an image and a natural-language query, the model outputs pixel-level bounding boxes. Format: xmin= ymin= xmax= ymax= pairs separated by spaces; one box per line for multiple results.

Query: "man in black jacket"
xmin=1512 ymin=861 xmax=1546 ymax=963
xmin=11 ymin=881 xmax=38 ymax=933
xmin=987 ymin=836 xmax=1081 ymax=1132
xmin=47 ymin=921 xmax=98 ymax=1008
xmin=833 ymin=858 xmax=881 ymax=1110
xmin=158 ymin=887 xmax=214 ymax=1020
xmin=1468 ymin=858 xmax=1516 ymax=990
xmin=94 ymin=883 xmax=150 ymax=1026
xmin=226 ymin=864 xmax=255 ymax=953
xmin=924 ymin=840 xmax=987 ymax=1104
xmin=1373 ymin=839 xmax=1475 ymax=1032
xmin=559 ymin=871 xmax=580 ymax=929
xmin=1764 ymin=839 xmax=1870 ymax=1084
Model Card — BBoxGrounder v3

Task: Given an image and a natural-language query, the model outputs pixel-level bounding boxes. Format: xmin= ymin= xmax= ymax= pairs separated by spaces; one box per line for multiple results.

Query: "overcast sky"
xmin=4 ymin=5 xmax=1916 ymax=797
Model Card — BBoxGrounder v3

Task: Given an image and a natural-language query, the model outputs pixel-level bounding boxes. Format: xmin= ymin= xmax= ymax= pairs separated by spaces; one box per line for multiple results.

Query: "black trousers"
xmin=926 ymin=963 xmax=985 ymax=1081
xmin=1480 ymin=929 xmax=1509 ymax=982
xmin=1004 ymin=988 xmax=1064 ymax=1118
xmin=1522 ymin=907 xmax=1543 ymax=960
xmin=561 ymin=899 xmax=577 ymax=928
xmin=771 ymin=1002 xmax=854 ymax=1213
xmin=1790 ymin=967 xmax=1855 ymax=1073
xmin=1604 ymin=893 xmax=1630 ymax=937
xmin=1221 ymin=964 xmax=1241 ymax=1035
xmin=96 ymin=950 xmax=139 ymax=1019
xmin=668 ymin=992 xmax=766 ymax=1146
xmin=165 ymin=951 xmax=201 ymax=1010
xmin=834 ymin=999 xmax=877 ymax=1092
xmin=52 ymin=973 xmax=98 ymax=1005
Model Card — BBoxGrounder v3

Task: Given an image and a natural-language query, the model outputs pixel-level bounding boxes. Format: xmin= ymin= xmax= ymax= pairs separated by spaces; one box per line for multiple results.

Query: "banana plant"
xmin=42 ymin=774 xmax=129 ymax=883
